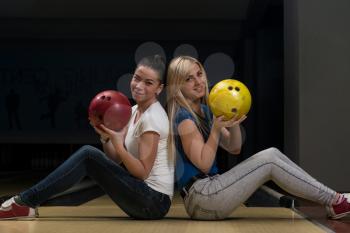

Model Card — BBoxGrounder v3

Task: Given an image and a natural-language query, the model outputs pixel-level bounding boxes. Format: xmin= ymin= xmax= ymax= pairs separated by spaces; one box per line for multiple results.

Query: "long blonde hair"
xmin=166 ymin=56 xmax=210 ymax=162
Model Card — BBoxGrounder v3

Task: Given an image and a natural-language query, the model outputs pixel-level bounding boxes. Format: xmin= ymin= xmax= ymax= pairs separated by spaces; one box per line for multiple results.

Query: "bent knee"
xmin=257 ymin=147 xmax=281 ymax=162
xmin=80 ymin=145 xmax=96 ymax=152
xmin=266 ymin=147 xmax=281 ymax=155
xmin=79 ymin=145 xmax=104 ymax=158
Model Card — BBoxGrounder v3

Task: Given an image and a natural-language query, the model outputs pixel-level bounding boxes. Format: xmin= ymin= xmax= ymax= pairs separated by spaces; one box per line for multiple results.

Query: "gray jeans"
xmin=183 ymin=147 xmax=336 ymax=220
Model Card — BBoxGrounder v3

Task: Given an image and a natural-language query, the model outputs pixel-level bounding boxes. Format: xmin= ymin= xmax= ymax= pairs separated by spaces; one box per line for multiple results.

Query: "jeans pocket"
xmin=138 ymin=194 xmax=170 ymax=219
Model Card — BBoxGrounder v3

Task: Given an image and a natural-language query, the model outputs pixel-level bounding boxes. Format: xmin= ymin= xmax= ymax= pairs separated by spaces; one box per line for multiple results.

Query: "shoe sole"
xmin=330 ymin=211 xmax=350 ymax=220
xmin=0 ymin=216 xmax=37 ymax=221
xmin=0 ymin=209 xmax=39 ymax=220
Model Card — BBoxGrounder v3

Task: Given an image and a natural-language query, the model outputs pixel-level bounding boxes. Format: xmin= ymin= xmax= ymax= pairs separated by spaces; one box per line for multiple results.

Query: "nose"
xmin=194 ymin=76 xmax=202 ymax=85
xmin=135 ymin=81 xmax=144 ymax=89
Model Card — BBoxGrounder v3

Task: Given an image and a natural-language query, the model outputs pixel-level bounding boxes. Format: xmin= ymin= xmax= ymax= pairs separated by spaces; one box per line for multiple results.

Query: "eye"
xmin=132 ymin=75 xmax=141 ymax=81
xmin=186 ymin=77 xmax=193 ymax=82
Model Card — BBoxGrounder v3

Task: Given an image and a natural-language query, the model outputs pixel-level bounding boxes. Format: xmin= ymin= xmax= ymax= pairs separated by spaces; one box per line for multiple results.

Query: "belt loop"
xmin=182 ymin=187 xmax=188 ymax=197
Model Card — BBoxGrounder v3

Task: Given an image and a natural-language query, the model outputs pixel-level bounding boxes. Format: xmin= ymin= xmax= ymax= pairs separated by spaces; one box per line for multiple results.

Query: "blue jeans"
xmin=20 ymin=145 xmax=171 ymax=219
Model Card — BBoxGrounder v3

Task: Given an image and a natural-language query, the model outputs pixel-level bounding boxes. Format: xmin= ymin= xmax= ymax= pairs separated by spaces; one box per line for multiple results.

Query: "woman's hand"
xmin=212 ymin=114 xmax=247 ymax=130
xmin=218 ymin=115 xmax=247 ymax=154
xmin=90 ymin=119 xmax=127 ymax=146
xmin=90 ymin=121 xmax=110 ymax=140
xmin=98 ymin=124 xmax=127 ymax=147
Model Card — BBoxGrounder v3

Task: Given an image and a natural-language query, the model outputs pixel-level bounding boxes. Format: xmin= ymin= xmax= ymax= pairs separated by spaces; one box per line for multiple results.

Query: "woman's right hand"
xmin=98 ymin=124 xmax=127 ymax=147
xmin=212 ymin=115 xmax=246 ymax=131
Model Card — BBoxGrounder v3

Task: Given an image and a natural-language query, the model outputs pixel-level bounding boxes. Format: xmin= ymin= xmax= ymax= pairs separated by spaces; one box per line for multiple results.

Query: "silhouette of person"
xmin=5 ymin=89 xmax=22 ymax=130
xmin=40 ymin=87 xmax=66 ymax=128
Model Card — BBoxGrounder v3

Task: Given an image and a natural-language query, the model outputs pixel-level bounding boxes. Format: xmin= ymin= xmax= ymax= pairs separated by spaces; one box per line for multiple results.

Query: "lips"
xmin=194 ymin=86 xmax=204 ymax=92
xmin=132 ymin=90 xmax=144 ymax=96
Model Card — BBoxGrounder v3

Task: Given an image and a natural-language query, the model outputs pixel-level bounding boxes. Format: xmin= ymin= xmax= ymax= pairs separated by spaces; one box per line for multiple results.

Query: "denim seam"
xmin=193 ymin=161 xmax=324 ymax=197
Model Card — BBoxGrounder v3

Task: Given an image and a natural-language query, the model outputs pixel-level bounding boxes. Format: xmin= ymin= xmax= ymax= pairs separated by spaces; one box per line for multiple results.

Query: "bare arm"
xmin=178 ymin=119 xmax=221 ymax=174
xmin=219 ymin=115 xmax=246 ymax=154
xmin=178 ymin=114 xmax=247 ymax=173
xmin=112 ymin=132 xmax=159 ymax=180
xmin=102 ymin=140 xmax=122 ymax=164
xmin=99 ymin=124 xmax=159 ymax=180
xmin=92 ymin=125 xmax=124 ymax=164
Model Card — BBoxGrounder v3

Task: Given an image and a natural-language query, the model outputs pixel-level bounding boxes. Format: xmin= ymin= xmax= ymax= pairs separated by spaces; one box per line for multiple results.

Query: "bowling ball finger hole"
xmin=228 ymin=86 xmax=233 ymax=91
xmin=107 ymin=96 xmax=111 ymax=101
xmin=101 ymin=95 xmax=106 ymax=100
xmin=231 ymin=108 xmax=237 ymax=113
xmin=235 ymin=87 xmax=240 ymax=92
xmin=98 ymin=115 xmax=103 ymax=121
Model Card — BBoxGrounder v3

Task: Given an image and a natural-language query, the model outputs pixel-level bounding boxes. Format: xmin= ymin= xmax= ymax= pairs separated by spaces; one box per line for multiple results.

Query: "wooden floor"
xmin=0 ymin=177 xmax=332 ymax=233
xmin=295 ymin=200 xmax=350 ymax=233
xmin=0 ymin=196 xmax=331 ymax=233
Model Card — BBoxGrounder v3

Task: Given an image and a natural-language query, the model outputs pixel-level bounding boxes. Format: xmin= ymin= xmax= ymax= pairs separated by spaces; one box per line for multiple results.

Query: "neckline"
xmin=132 ymin=101 xmax=158 ymax=125
xmin=194 ymin=105 xmax=206 ymax=120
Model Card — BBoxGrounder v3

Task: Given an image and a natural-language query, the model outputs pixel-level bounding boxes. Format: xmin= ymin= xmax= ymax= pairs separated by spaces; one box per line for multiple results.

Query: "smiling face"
xmin=180 ymin=62 xmax=207 ymax=102
xmin=130 ymin=65 xmax=163 ymax=105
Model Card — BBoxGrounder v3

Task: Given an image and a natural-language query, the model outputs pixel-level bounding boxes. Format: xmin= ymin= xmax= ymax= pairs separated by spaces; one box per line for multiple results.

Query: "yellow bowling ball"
xmin=209 ymin=79 xmax=252 ymax=120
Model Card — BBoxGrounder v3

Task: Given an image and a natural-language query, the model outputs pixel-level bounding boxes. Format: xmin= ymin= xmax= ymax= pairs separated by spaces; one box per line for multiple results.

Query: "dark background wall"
xmin=0 ymin=40 xmax=241 ymax=143
xmin=284 ymin=0 xmax=350 ymax=191
xmin=0 ymin=0 xmax=283 ymax=182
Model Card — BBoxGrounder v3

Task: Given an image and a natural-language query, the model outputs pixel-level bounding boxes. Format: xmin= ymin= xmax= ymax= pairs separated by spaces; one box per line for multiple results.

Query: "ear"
xmin=157 ymin=84 xmax=164 ymax=95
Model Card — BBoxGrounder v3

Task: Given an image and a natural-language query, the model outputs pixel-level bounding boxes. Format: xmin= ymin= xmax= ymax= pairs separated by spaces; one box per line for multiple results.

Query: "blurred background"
xmin=0 ymin=0 xmax=349 ymax=192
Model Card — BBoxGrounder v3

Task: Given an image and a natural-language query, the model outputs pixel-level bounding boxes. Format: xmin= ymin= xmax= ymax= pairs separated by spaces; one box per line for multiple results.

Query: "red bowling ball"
xmin=88 ymin=90 xmax=131 ymax=131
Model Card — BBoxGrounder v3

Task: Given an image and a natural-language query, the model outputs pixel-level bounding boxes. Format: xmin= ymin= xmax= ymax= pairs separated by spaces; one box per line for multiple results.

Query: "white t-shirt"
xmin=124 ymin=101 xmax=174 ymax=198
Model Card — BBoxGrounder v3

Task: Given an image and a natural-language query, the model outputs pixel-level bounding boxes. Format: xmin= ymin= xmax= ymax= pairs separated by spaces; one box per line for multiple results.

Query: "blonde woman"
xmin=167 ymin=55 xmax=350 ymax=220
